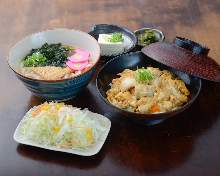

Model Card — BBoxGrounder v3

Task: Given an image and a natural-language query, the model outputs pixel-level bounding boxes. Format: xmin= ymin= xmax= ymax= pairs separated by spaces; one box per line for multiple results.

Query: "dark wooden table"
xmin=0 ymin=0 xmax=220 ymax=175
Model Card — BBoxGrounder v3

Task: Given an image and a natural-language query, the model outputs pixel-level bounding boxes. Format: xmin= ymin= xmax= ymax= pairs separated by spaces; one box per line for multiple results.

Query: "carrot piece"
xmin=150 ymin=104 xmax=160 ymax=113
xmin=31 ymin=103 xmax=49 ymax=117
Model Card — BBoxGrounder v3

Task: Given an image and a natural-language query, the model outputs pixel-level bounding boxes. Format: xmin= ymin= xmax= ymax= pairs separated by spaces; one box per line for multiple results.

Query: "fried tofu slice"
xmin=30 ymin=66 xmax=72 ymax=80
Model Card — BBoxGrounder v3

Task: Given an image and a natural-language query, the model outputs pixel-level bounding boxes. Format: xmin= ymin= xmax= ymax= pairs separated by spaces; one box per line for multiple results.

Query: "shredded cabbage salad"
xmin=19 ymin=102 xmax=106 ymax=149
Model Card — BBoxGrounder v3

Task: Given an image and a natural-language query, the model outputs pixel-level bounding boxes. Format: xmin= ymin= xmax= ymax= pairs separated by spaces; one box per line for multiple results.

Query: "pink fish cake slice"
xmin=66 ymin=60 xmax=89 ymax=71
xmin=75 ymin=48 xmax=90 ymax=57
xmin=68 ymin=48 xmax=90 ymax=63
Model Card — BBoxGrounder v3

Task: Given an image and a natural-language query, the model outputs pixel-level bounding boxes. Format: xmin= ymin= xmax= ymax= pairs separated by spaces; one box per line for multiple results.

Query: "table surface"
xmin=0 ymin=0 xmax=220 ymax=176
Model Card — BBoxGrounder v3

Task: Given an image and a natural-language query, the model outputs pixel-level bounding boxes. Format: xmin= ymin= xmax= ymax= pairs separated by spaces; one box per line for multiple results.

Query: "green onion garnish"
xmin=23 ymin=52 xmax=46 ymax=67
xmin=109 ymin=32 xmax=124 ymax=43
xmin=135 ymin=68 xmax=154 ymax=83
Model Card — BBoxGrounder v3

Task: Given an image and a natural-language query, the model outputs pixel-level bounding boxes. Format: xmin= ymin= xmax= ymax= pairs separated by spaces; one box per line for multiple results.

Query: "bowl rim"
xmin=7 ymin=28 xmax=101 ymax=83
xmin=88 ymin=23 xmax=137 ymax=57
xmin=134 ymin=27 xmax=165 ymax=47
xmin=96 ymin=51 xmax=202 ymax=120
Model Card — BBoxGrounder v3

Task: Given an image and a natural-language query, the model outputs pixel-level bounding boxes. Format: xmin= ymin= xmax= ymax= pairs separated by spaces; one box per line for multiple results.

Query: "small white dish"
xmin=88 ymin=24 xmax=137 ymax=57
xmin=98 ymin=34 xmax=132 ymax=56
xmin=13 ymin=109 xmax=111 ymax=156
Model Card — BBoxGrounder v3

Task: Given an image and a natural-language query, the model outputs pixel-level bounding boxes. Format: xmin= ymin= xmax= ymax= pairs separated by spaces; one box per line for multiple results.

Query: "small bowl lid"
xmin=142 ymin=37 xmax=220 ymax=82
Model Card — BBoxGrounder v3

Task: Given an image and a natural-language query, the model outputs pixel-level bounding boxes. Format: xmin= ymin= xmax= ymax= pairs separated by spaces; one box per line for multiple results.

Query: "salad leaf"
xmin=19 ymin=103 xmax=106 ymax=149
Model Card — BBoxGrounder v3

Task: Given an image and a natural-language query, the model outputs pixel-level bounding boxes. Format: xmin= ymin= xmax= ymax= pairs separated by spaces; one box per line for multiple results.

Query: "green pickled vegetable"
xmin=138 ymin=30 xmax=157 ymax=46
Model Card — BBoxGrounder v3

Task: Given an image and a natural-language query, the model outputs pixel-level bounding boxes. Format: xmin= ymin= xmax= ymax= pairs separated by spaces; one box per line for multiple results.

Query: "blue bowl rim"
xmin=7 ymin=28 xmax=101 ymax=83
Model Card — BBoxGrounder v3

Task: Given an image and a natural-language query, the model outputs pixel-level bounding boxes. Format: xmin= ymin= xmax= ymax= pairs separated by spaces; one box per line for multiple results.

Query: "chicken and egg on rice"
xmin=106 ymin=67 xmax=190 ymax=114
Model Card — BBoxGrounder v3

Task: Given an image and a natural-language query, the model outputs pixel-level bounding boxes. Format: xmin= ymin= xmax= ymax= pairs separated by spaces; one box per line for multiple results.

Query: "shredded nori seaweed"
xmin=24 ymin=43 xmax=73 ymax=67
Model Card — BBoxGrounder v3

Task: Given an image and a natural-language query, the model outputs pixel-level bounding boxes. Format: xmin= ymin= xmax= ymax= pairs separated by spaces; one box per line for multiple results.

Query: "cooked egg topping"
xmin=106 ymin=67 xmax=190 ymax=113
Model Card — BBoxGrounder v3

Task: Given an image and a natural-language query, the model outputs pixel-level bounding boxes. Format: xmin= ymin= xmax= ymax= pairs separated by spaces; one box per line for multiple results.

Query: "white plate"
xmin=13 ymin=110 xmax=111 ymax=156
